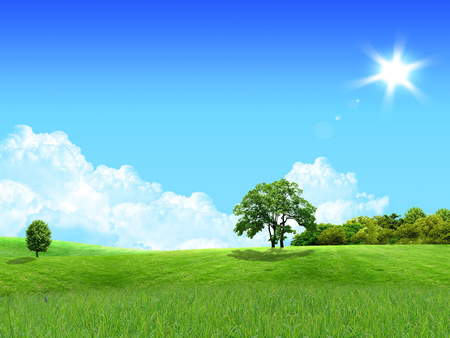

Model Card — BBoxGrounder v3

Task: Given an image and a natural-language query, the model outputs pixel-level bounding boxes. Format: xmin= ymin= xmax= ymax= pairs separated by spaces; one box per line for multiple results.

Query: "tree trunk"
xmin=36 ymin=251 xmax=38 ymax=258
xmin=280 ymin=238 xmax=284 ymax=248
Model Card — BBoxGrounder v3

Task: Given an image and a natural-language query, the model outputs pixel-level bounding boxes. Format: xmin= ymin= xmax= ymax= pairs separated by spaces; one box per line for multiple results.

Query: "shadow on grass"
xmin=6 ymin=257 xmax=37 ymax=265
xmin=228 ymin=248 xmax=314 ymax=262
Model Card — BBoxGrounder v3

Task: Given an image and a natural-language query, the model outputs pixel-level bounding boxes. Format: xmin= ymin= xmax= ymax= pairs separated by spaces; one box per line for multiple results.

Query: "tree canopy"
xmin=233 ymin=178 xmax=317 ymax=248
xmin=373 ymin=213 xmax=404 ymax=230
xmin=434 ymin=208 xmax=450 ymax=223
xmin=403 ymin=207 xmax=427 ymax=224
xmin=26 ymin=220 xmax=52 ymax=257
xmin=292 ymin=207 xmax=450 ymax=247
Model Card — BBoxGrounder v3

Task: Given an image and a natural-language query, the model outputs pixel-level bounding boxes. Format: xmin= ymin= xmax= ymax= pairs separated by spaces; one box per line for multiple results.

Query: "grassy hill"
xmin=2 ymin=237 xmax=450 ymax=337
xmin=2 ymin=236 xmax=450 ymax=296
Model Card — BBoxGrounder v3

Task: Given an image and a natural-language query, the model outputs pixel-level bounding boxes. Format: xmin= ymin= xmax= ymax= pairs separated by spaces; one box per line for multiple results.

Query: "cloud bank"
xmin=0 ymin=126 xmax=388 ymax=250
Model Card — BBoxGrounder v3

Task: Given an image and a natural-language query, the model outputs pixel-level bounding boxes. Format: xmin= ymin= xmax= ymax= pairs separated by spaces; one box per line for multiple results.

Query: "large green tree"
xmin=233 ymin=178 xmax=317 ymax=248
xmin=26 ymin=220 xmax=52 ymax=257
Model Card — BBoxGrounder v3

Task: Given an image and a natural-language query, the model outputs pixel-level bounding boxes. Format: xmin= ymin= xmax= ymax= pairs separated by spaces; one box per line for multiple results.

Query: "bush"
xmin=377 ymin=228 xmax=398 ymax=245
xmin=318 ymin=228 xmax=347 ymax=245
xmin=291 ymin=231 xmax=318 ymax=246
xmin=342 ymin=223 xmax=364 ymax=244
xmin=350 ymin=229 xmax=368 ymax=244
xmin=291 ymin=223 xmax=337 ymax=246
xmin=364 ymin=219 xmax=380 ymax=245
xmin=397 ymin=221 xmax=421 ymax=240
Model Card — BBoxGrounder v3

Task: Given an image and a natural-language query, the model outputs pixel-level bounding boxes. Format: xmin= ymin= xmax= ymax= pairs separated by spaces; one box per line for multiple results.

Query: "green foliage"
xmin=434 ymin=208 xmax=450 ymax=223
xmin=317 ymin=227 xmax=347 ymax=245
xmin=290 ymin=223 xmax=336 ymax=246
xmin=396 ymin=221 xmax=422 ymax=240
xmin=435 ymin=223 xmax=450 ymax=243
xmin=344 ymin=216 xmax=371 ymax=226
xmin=403 ymin=207 xmax=427 ymax=224
xmin=348 ymin=220 xmax=380 ymax=245
xmin=377 ymin=228 xmax=400 ymax=245
xmin=364 ymin=219 xmax=380 ymax=245
xmin=415 ymin=214 xmax=450 ymax=244
xmin=25 ymin=220 xmax=52 ymax=257
xmin=342 ymin=223 xmax=364 ymax=244
xmin=416 ymin=214 xmax=444 ymax=238
xmin=350 ymin=229 xmax=368 ymax=244
xmin=233 ymin=178 xmax=317 ymax=248
xmin=373 ymin=213 xmax=405 ymax=230
xmin=290 ymin=230 xmax=318 ymax=246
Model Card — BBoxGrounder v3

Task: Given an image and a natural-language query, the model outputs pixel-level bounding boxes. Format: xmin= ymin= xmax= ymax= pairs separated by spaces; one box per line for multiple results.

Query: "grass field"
xmin=1 ymin=236 xmax=450 ymax=337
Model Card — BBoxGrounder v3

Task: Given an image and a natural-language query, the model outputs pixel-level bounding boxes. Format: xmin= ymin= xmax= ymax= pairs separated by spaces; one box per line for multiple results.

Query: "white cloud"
xmin=0 ymin=125 xmax=268 ymax=250
xmin=0 ymin=126 xmax=389 ymax=251
xmin=285 ymin=157 xmax=389 ymax=225
xmin=0 ymin=180 xmax=47 ymax=236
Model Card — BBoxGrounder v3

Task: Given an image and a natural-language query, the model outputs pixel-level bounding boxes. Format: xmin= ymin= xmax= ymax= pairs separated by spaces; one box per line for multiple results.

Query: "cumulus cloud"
xmin=285 ymin=157 xmax=389 ymax=225
xmin=0 ymin=126 xmax=388 ymax=251
xmin=0 ymin=125 xmax=268 ymax=250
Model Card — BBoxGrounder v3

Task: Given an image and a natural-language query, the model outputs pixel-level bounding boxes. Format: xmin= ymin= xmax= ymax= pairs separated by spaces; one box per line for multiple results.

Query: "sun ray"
xmin=349 ymin=40 xmax=430 ymax=107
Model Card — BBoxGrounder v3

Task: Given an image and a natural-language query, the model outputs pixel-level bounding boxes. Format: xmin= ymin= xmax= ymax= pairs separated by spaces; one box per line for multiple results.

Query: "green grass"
xmin=1 ymin=236 xmax=450 ymax=337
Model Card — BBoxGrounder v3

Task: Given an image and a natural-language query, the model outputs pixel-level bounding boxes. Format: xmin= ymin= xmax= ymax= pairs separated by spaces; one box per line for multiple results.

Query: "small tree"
xmin=318 ymin=227 xmax=347 ymax=245
xmin=26 ymin=220 xmax=52 ymax=257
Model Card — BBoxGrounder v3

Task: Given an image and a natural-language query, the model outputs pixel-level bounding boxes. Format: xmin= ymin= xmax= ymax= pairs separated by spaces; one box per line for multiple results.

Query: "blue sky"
xmin=0 ymin=0 xmax=449 ymax=250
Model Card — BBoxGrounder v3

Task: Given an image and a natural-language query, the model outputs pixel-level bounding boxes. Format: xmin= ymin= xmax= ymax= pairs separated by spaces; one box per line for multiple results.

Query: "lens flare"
xmin=348 ymin=38 xmax=431 ymax=107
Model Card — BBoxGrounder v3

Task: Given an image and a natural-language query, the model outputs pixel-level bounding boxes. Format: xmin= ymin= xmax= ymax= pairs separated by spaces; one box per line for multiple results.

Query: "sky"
xmin=0 ymin=0 xmax=449 ymax=251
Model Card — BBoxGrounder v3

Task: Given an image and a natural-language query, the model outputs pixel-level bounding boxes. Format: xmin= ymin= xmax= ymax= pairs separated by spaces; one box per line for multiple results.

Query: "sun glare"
xmin=379 ymin=59 xmax=410 ymax=87
xmin=349 ymin=39 xmax=430 ymax=107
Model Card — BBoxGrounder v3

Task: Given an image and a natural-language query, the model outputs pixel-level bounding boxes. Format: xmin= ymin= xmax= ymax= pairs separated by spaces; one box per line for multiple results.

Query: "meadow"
xmin=1 ymin=236 xmax=450 ymax=337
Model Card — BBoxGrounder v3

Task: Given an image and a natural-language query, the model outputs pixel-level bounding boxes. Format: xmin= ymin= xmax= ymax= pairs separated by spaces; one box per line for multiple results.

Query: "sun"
xmin=379 ymin=58 xmax=410 ymax=87
xmin=349 ymin=39 xmax=430 ymax=106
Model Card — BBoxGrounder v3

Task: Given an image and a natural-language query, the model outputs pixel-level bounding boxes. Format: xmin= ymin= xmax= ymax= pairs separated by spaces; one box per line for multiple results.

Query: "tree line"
xmin=292 ymin=207 xmax=450 ymax=246
xmin=233 ymin=178 xmax=450 ymax=247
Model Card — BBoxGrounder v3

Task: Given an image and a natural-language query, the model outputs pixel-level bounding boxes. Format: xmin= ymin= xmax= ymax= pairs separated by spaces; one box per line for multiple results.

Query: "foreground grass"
xmin=1 ymin=237 xmax=450 ymax=337
xmin=1 ymin=282 xmax=449 ymax=337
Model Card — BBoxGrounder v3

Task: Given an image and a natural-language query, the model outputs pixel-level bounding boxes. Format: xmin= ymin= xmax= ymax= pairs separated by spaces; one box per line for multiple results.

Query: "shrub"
xmin=364 ymin=219 xmax=380 ymax=245
xmin=291 ymin=231 xmax=318 ymax=246
xmin=350 ymin=229 xmax=368 ymax=244
xmin=317 ymin=227 xmax=347 ymax=245
xmin=377 ymin=228 xmax=398 ymax=245
xmin=397 ymin=221 xmax=421 ymax=240
xmin=342 ymin=223 xmax=364 ymax=244
xmin=291 ymin=223 xmax=337 ymax=246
